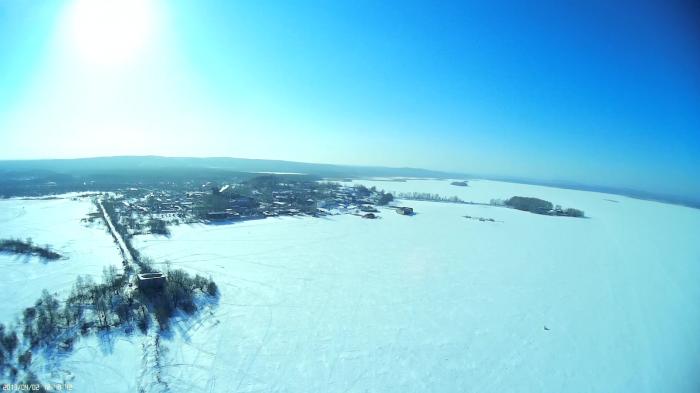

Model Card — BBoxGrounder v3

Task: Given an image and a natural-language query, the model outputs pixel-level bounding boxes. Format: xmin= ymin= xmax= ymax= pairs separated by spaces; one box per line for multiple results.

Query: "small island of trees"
xmin=0 ymin=238 xmax=62 ymax=260
xmin=450 ymin=181 xmax=469 ymax=187
xmin=493 ymin=196 xmax=585 ymax=217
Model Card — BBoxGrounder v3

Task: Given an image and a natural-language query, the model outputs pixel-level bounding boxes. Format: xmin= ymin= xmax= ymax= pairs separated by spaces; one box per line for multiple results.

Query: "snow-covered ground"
xmin=3 ymin=181 xmax=700 ymax=392
xmin=0 ymin=196 xmax=123 ymax=322
xmin=125 ymin=179 xmax=699 ymax=393
xmin=34 ymin=332 xmax=144 ymax=391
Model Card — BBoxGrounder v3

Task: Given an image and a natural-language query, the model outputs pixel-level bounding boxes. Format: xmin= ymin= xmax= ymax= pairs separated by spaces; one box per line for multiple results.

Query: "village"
xmin=101 ymin=175 xmax=414 ymax=236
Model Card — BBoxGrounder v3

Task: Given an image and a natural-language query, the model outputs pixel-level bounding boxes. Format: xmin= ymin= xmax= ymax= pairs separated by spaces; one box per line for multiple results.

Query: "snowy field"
xmin=2 ymin=180 xmax=699 ymax=392
xmin=0 ymin=196 xmax=123 ymax=322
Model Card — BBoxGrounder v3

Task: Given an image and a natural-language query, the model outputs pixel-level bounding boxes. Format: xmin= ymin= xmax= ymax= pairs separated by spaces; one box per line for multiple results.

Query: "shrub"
xmin=206 ymin=280 xmax=218 ymax=296
xmin=193 ymin=274 xmax=209 ymax=291
xmin=181 ymin=300 xmax=197 ymax=314
xmin=102 ymin=265 xmax=121 ymax=290
xmin=18 ymin=350 xmax=31 ymax=369
xmin=23 ymin=307 xmax=36 ymax=321
xmin=137 ymin=312 xmax=149 ymax=334
xmin=354 ymin=185 xmax=371 ymax=197
xmin=0 ymin=326 xmax=18 ymax=354
xmin=154 ymin=304 xmax=172 ymax=330
xmin=377 ymin=192 xmax=394 ymax=206
xmin=80 ymin=322 xmax=91 ymax=336
xmin=148 ymin=219 xmax=170 ymax=235
xmin=115 ymin=302 xmax=132 ymax=324
xmin=137 ymin=257 xmax=157 ymax=273
xmin=564 ymin=208 xmax=585 ymax=217
xmin=20 ymin=371 xmax=46 ymax=391
xmin=34 ymin=290 xmax=60 ymax=341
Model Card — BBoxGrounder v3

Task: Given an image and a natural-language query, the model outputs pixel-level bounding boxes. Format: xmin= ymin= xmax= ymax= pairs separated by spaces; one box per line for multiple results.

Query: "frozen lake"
xmin=1 ymin=180 xmax=698 ymax=392
xmin=123 ymin=179 xmax=700 ymax=393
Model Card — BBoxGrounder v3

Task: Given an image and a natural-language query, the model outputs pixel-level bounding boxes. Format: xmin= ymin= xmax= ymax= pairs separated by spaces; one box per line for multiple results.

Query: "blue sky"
xmin=0 ymin=0 xmax=698 ymax=198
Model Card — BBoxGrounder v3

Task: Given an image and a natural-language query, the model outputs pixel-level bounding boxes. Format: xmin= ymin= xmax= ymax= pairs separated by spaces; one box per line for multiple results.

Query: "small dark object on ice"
xmin=544 ymin=326 xmax=550 ymax=331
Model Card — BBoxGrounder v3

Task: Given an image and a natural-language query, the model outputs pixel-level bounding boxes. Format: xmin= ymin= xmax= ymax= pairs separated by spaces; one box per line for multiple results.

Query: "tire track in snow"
xmin=136 ymin=330 xmax=170 ymax=393
xmin=234 ymin=304 xmax=274 ymax=392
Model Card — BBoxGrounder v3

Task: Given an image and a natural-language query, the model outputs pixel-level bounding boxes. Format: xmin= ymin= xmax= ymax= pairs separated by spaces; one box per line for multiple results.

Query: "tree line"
xmin=397 ymin=192 xmax=465 ymax=203
xmin=0 ymin=238 xmax=61 ymax=260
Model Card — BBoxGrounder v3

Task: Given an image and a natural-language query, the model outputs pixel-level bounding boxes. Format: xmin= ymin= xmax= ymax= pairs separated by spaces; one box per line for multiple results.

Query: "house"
xmin=137 ymin=272 xmax=167 ymax=290
xmin=396 ymin=207 xmax=414 ymax=215
xmin=206 ymin=211 xmax=229 ymax=220
xmin=224 ymin=210 xmax=241 ymax=219
xmin=230 ymin=197 xmax=258 ymax=209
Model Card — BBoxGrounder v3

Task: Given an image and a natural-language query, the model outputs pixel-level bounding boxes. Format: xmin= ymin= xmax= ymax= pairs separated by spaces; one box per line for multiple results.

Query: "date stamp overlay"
xmin=3 ymin=383 xmax=74 ymax=391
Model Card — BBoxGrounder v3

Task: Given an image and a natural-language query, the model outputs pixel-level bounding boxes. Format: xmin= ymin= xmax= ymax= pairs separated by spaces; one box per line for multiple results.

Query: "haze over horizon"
xmin=1 ymin=1 xmax=699 ymax=199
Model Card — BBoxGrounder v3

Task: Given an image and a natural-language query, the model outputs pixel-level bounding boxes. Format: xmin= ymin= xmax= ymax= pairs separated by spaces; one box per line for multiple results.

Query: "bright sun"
xmin=63 ymin=0 xmax=156 ymax=66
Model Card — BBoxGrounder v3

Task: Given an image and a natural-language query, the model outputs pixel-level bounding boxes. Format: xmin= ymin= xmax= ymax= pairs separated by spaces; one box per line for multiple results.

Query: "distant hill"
xmin=0 ymin=156 xmax=697 ymax=209
xmin=0 ymin=155 xmax=461 ymax=179
xmin=482 ymin=175 xmax=700 ymax=210
xmin=0 ymin=156 xmax=466 ymax=198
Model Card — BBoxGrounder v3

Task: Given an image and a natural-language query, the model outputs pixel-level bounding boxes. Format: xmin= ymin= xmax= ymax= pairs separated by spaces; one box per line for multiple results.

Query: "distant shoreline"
xmin=0 ymin=155 xmax=696 ymax=210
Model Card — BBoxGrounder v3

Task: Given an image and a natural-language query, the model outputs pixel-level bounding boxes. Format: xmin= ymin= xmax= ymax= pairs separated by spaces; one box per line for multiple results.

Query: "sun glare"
xmin=62 ymin=0 xmax=156 ymax=66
